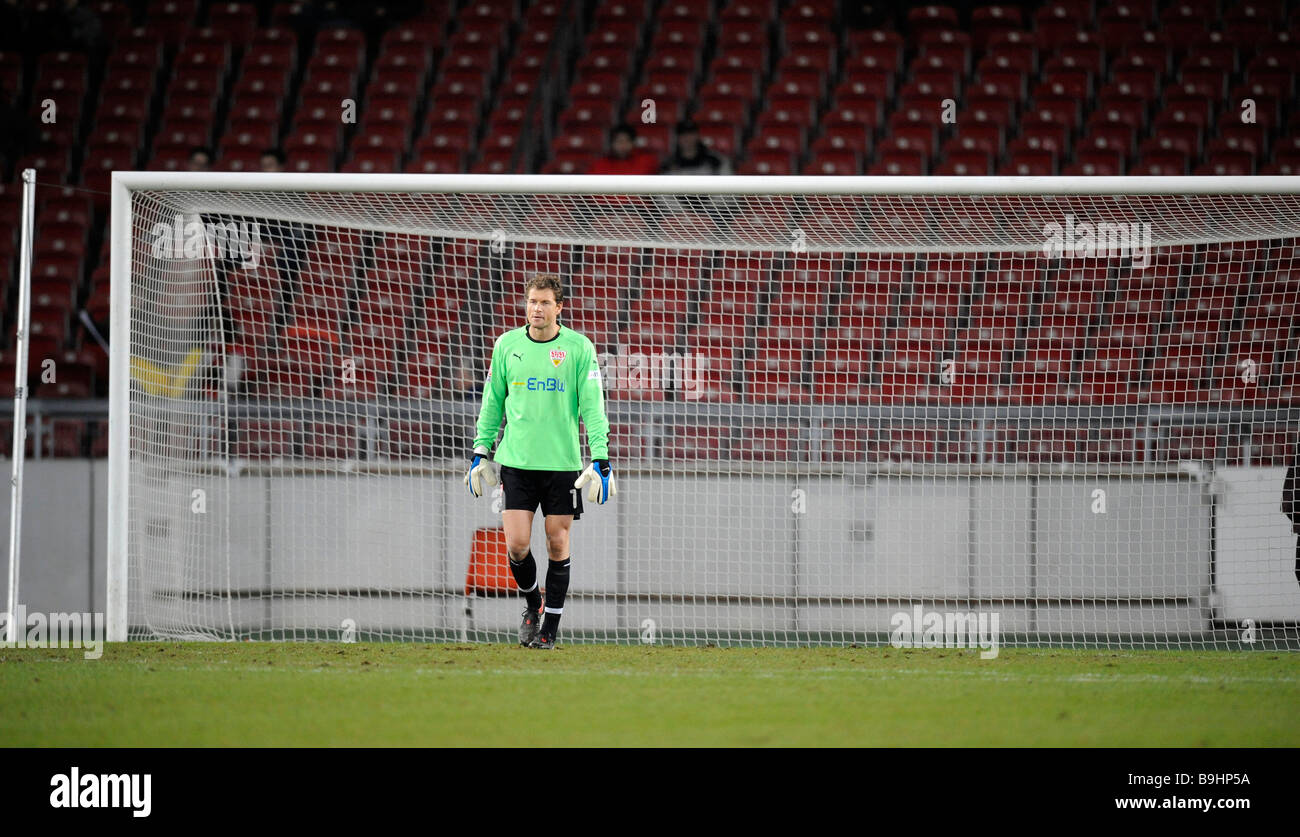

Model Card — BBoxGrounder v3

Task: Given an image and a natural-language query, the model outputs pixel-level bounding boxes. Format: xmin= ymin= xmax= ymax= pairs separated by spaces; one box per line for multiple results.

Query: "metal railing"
xmin=34 ymin=394 xmax=1293 ymax=466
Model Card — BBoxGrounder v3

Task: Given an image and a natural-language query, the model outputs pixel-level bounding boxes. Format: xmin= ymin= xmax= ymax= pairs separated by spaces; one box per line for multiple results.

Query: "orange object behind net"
xmin=465 ymin=526 xmax=514 ymax=596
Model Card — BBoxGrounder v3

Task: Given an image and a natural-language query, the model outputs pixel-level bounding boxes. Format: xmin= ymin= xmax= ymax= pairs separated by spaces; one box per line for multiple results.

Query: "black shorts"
xmin=499 ymin=465 xmax=584 ymax=520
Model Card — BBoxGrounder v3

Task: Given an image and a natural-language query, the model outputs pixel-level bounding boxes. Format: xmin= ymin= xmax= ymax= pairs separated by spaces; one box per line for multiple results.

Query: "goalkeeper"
xmin=465 ymin=275 xmax=614 ymax=649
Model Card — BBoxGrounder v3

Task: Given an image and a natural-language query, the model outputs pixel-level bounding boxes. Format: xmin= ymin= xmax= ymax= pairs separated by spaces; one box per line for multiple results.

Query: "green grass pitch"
xmin=2 ymin=643 xmax=1297 ymax=746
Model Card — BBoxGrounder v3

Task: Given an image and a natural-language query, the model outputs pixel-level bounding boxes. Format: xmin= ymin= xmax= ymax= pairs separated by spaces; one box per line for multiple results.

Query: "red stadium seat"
xmin=1015 ymin=118 xmax=1069 ymax=155
xmin=740 ymin=150 xmax=795 ymax=175
xmin=1019 ymin=428 xmax=1080 ymax=463
xmin=869 ymin=149 xmax=925 ymax=175
xmin=231 ymin=419 xmax=297 ymax=458
xmin=662 ymin=425 xmax=733 ymax=460
xmin=731 ymin=425 xmax=798 ymax=460
xmin=1197 ymin=150 xmax=1255 ymax=175
xmin=1001 ymin=150 xmax=1055 ymax=175
xmin=812 ymin=348 xmax=874 ymax=402
xmin=935 ymin=150 xmax=991 ymax=175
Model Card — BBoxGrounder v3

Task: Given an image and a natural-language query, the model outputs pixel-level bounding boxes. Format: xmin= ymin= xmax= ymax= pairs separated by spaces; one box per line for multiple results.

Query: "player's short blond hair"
xmin=524 ymin=274 xmax=564 ymax=303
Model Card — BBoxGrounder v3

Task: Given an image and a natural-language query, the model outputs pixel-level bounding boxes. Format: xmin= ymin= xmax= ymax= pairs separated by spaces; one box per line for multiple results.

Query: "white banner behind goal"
xmin=108 ymin=174 xmax=1300 ymax=649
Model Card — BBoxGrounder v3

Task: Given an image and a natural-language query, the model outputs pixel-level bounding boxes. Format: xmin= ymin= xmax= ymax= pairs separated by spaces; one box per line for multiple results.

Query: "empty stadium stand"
xmin=0 ymin=0 xmax=1295 ymax=461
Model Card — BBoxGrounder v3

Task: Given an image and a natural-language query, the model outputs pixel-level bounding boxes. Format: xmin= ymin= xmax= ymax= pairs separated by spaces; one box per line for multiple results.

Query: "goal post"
xmin=107 ymin=172 xmax=1300 ymax=648
xmin=106 ymin=169 xmax=135 ymax=642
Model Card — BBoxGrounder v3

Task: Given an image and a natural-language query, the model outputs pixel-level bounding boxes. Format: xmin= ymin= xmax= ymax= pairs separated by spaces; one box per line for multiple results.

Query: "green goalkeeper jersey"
xmin=472 ymin=324 xmax=610 ymax=470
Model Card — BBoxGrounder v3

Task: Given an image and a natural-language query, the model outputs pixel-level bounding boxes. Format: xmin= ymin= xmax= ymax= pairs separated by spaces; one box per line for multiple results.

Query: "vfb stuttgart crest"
xmin=550 ymin=349 xmax=566 ymax=367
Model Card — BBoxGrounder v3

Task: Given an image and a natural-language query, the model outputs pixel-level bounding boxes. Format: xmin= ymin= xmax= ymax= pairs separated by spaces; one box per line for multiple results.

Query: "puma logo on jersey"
xmin=512 ymin=352 xmax=522 ymax=361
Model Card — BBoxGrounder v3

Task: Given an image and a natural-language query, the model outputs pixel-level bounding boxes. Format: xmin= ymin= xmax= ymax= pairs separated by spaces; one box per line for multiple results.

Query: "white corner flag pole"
xmin=5 ymin=168 xmax=35 ymax=643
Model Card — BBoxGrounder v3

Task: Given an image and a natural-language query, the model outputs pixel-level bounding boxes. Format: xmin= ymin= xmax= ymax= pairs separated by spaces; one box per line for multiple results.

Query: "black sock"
xmin=508 ymin=551 xmax=542 ymax=612
xmin=541 ymin=558 xmax=571 ymax=637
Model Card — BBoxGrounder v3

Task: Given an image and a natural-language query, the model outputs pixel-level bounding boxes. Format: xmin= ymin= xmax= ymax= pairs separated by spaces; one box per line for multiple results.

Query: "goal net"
xmin=108 ymin=173 xmax=1300 ymax=650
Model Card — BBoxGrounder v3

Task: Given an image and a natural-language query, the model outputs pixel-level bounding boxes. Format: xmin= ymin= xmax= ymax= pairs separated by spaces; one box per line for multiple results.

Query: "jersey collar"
xmin=525 ymin=323 xmax=563 ymax=344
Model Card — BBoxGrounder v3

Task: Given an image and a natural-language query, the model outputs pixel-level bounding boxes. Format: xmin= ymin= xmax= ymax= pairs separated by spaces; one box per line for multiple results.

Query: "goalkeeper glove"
xmin=575 ymin=459 xmax=616 ymax=504
xmin=464 ymin=448 xmax=498 ymax=498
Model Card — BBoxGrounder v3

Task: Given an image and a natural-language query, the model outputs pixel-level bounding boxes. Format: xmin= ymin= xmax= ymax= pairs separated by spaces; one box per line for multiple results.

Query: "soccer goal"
xmin=107 ymin=173 xmax=1300 ymax=649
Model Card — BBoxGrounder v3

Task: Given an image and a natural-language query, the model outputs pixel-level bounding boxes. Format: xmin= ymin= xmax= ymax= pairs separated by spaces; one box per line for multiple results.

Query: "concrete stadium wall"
xmin=0 ymin=459 xmax=107 ymax=618
xmin=1215 ymin=467 xmax=1300 ymax=622
xmin=3 ymin=462 xmax=1298 ymax=637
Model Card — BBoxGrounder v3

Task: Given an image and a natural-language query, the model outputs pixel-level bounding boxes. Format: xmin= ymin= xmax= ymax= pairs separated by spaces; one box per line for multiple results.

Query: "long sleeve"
xmin=472 ymin=339 xmax=507 ymax=454
xmin=577 ymin=341 xmax=610 ymax=461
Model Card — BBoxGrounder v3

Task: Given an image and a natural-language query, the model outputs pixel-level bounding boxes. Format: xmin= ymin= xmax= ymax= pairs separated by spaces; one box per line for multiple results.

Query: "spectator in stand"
xmin=188 ymin=147 xmax=213 ymax=172
xmin=57 ymin=0 xmax=101 ymax=51
xmin=259 ymin=148 xmax=286 ymax=173
xmin=661 ymin=120 xmax=732 ymax=176
xmin=588 ymin=124 xmax=659 ymax=175
xmin=20 ymin=0 xmax=101 ymax=52
xmin=256 ymin=148 xmax=306 ymax=286
xmin=280 ymin=317 xmax=341 ymax=397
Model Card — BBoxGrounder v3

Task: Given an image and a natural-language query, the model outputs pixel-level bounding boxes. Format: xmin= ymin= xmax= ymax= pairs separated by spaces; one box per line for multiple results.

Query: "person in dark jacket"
xmin=1284 ymin=450 xmax=1299 ymax=584
xmin=588 ymin=124 xmax=660 ymax=175
xmin=661 ymin=120 xmax=733 ymax=176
